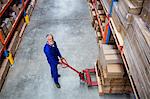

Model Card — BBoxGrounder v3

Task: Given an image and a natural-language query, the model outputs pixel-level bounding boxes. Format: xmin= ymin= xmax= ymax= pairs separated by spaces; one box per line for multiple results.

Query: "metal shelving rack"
xmin=90 ymin=0 xmax=139 ymax=98
xmin=0 ymin=0 xmax=13 ymax=17
xmin=0 ymin=0 xmax=30 ymax=57
xmin=0 ymin=0 xmax=36 ymax=91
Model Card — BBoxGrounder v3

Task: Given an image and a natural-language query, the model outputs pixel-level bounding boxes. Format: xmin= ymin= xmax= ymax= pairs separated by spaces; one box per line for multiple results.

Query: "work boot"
xmin=58 ymin=74 xmax=61 ymax=78
xmin=55 ymin=83 xmax=61 ymax=88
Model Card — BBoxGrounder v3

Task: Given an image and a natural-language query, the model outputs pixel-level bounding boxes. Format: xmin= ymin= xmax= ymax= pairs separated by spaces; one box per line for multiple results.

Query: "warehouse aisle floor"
xmin=0 ymin=0 xmax=131 ymax=99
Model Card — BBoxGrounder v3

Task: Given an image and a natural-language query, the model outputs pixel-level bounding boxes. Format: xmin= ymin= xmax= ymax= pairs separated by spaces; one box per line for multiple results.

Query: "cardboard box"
xmin=10 ymin=17 xmax=15 ymax=24
xmin=1 ymin=23 xmax=8 ymax=37
xmin=12 ymin=4 xmax=19 ymax=15
xmin=3 ymin=18 xmax=12 ymax=32
xmin=106 ymin=64 xmax=124 ymax=77
xmin=103 ymin=49 xmax=119 ymax=55
xmin=131 ymin=0 xmax=144 ymax=7
xmin=105 ymin=54 xmax=123 ymax=64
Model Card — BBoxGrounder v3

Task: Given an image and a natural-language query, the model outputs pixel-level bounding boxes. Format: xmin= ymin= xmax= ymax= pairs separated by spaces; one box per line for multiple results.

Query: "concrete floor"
xmin=0 ymin=0 xmax=133 ymax=99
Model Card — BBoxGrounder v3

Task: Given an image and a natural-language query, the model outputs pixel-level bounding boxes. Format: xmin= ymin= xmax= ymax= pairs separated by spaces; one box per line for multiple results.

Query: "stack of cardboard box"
xmin=96 ymin=44 xmax=132 ymax=95
xmin=140 ymin=0 xmax=150 ymax=30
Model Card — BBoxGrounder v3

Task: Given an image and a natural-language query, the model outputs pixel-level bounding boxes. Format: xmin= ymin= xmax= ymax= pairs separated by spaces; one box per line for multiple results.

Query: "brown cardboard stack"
xmin=111 ymin=0 xmax=145 ymax=40
xmin=99 ymin=44 xmax=123 ymax=69
xmin=112 ymin=4 xmax=128 ymax=40
xmin=124 ymin=16 xmax=150 ymax=99
xmin=96 ymin=44 xmax=132 ymax=95
xmin=115 ymin=0 xmax=143 ymax=29
xmin=140 ymin=0 xmax=150 ymax=30
xmin=0 ymin=23 xmax=9 ymax=38
xmin=130 ymin=0 xmax=144 ymax=7
xmin=3 ymin=18 xmax=12 ymax=32
xmin=12 ymin=4 xmax=20 ymax=15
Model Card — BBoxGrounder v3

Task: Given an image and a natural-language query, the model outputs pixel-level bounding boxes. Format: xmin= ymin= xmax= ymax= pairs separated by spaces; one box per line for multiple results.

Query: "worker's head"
xmin=46 ymin=34 xmax=54 ymax=42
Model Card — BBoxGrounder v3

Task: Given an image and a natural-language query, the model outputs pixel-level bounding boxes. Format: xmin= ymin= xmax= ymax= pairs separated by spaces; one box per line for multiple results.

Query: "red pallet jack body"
xmin=61 ymin=60 xmax=98 ymax=87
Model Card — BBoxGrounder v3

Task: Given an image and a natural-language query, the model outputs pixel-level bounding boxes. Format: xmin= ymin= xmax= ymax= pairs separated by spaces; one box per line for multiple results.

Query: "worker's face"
xmin=47 ymin=35 xmax=53 ymax=42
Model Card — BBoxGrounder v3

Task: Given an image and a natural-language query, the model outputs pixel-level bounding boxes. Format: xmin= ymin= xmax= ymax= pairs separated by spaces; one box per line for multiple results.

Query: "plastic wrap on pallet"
xmin=124 ymin=16 xmax=150 ymax=99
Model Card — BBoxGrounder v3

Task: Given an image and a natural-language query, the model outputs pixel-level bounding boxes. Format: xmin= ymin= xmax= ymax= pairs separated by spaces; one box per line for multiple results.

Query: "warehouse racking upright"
xmin=87 ymin=0 xmax=150 ymax=99
xmin=0 ymin=0 xmax=36 ymax=91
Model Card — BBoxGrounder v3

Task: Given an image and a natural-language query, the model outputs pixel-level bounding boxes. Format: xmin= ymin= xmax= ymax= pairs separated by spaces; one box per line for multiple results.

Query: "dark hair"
xmin=46 ymin=34 xmax=54 ymax=41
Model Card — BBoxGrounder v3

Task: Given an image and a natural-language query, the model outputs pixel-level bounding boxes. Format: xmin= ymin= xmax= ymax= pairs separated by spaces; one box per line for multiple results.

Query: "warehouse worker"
xmin=44 ymin=34 xmax=65 ymax=88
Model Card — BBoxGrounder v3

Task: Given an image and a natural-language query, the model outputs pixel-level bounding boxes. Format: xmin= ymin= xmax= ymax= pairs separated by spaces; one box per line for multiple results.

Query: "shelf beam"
xmin=0 ymin=0 xmax=13 ymax=17
xmin=0 ymin=0 xmax=30 ymax=57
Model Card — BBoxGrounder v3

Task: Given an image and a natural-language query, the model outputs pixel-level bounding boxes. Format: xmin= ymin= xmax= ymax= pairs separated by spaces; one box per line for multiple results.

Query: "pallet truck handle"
xmin=60 ymin=60 xmax=81 ymax=74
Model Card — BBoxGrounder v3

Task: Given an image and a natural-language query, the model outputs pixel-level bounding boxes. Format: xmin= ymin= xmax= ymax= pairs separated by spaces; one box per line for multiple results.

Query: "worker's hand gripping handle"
xmin=60 ymin=58 xmax=68 ymax=68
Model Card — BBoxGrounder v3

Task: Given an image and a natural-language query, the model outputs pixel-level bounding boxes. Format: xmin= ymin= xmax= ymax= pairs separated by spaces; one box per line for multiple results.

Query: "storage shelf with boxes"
xmin=0 ymin=0 xmax=37 ymax=91
xmin=87 ymin=0 xmax=150 ymax=99
xmin=111 ymin=0 xmax=150 ymax=99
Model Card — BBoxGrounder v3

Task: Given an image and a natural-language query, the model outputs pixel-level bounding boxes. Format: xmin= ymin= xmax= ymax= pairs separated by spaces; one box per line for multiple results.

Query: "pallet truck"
xmin=60 ymin=59 xmax=98 ymax=87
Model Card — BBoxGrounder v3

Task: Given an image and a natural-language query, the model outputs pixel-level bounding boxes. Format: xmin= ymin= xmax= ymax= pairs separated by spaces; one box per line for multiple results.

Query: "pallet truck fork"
xmin=60 ymin=60 xmax=98 ymax=87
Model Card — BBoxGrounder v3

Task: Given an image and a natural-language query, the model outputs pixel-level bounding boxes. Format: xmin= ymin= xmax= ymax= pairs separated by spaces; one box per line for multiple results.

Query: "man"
xmin=44 ymin=34 xmax=64 ymax=88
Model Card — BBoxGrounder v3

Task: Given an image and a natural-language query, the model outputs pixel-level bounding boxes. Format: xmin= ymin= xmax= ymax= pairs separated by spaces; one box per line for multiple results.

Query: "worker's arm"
xmin=44 ymin=45 xmax=59 ymax=65
xmin=54 ymin=41 xmax=63 ymax=58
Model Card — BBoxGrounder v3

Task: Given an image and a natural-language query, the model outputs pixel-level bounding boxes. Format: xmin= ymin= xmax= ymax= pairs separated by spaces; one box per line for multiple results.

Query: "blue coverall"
xmin=44 ymin=41 xmax=62 ymax=84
